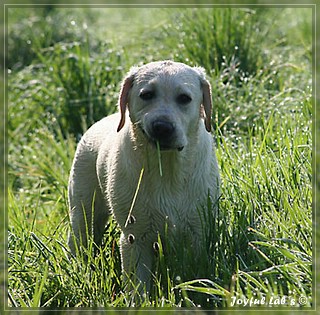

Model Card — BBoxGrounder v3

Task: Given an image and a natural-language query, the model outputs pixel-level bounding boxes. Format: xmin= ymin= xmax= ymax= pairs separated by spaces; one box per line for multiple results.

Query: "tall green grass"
xmin=163 ymin=8 xmax=265 ymax=75
xmin=7 ymin=7 xmax=313 ymax=309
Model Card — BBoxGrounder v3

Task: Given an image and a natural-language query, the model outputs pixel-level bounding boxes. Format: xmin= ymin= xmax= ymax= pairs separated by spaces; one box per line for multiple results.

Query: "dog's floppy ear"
xmin=117 ymin=69 xmax=137 ymax=132
xmin=202 ymin=79 xmax=212 ymax=132
xmin=194 ymin=67 xmax=212 ymax=132
xmin=194 ymin=67 xmax=212 ymax=133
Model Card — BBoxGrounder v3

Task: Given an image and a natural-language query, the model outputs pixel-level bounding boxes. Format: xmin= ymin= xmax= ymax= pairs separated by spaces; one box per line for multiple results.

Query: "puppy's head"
xmin=117 ymin=60 xmax=212 ymax=151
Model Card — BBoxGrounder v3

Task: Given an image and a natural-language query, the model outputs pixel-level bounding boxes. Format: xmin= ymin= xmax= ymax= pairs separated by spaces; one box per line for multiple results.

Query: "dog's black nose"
xmin=152 ymin=121 xmax=175 ymax=139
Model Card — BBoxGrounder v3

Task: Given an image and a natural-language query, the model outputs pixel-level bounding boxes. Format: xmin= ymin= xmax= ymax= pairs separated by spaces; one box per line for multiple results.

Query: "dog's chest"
xmin=107 ymin=164 xmax=208 ymax=235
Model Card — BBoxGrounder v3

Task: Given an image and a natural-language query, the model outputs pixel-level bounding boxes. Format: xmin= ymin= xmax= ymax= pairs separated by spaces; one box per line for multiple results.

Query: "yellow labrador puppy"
xmin=68 ymin=60 xmax=220 ymax=291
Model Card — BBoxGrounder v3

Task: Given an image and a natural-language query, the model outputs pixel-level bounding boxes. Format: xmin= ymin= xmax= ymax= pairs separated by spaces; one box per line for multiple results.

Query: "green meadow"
xmin=7 ymin=6 xmax=313 ymax=309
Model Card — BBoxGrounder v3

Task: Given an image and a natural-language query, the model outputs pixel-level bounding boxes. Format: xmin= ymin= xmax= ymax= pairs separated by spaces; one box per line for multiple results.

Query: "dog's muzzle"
xmin=140 ymin=120 xmax=184 ymax=152
xmin=152 ymin=120 xmax=174 ymax=140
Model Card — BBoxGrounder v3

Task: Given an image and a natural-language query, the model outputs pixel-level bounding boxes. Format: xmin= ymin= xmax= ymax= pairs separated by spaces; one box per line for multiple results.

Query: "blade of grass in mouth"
xmin=156 ymin=141 xmax=163 ymax=177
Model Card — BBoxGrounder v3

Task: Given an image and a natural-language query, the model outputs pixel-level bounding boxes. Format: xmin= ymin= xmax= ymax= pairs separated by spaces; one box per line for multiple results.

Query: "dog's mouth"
xmin=138 ymin=123 xmax=184 ymax=152
xmin=157 ymin=143 xmax=184 ymax=152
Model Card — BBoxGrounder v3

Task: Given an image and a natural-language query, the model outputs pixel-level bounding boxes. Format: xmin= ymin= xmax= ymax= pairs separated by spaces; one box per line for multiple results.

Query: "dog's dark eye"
xmin=177 ymin=94 xmax=192 ymax=105
xmin=139 ymin=90 xmax=155 ymax=101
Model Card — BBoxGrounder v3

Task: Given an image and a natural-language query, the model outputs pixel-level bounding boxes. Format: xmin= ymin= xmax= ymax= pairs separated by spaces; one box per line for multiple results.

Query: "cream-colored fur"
xmin=68 ymin=60 xmax=220 ymax=291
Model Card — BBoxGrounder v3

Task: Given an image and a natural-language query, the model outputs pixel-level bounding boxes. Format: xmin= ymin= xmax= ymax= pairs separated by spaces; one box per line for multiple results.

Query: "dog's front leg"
xmin=120 ymin=232 xmax=154 ymax=294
